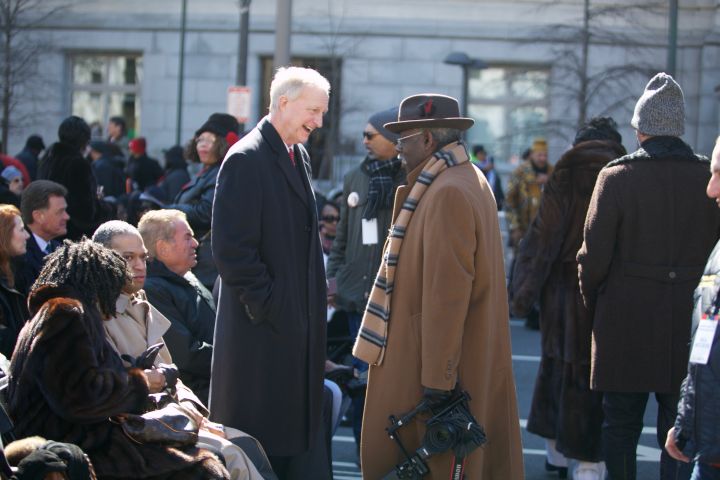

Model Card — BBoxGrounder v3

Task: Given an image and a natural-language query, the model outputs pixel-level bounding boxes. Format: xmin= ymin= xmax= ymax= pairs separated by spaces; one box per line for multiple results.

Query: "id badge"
xmin=362 ymin=218 xmax=378 ymax=245
xmin=689 ymin=314 xmax=718 ymax=365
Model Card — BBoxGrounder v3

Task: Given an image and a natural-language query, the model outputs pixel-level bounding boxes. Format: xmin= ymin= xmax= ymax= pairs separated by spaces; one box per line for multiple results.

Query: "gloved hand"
xmin=121 ymin=342 xmax=164 ymax=369
xmin=422 ymin=387 xmax=453 ymax=410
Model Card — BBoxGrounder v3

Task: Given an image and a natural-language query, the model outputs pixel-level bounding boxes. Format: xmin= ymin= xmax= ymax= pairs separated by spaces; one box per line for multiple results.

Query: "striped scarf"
xmin=353 ymin=142 xmax=469 ymax=365
xmin=363 ymin=156 xmax=403 ymax=220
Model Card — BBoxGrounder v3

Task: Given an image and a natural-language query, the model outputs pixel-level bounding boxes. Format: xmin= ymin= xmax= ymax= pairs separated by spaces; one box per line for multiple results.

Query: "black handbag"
xmin=112 ymin=403 xmax=199 ymax=447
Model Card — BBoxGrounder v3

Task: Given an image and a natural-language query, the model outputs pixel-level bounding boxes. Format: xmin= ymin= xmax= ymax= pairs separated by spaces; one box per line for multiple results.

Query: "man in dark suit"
xmin=15 ymin=180 xmax=69 ymax=295
xmin=209 ymin=66 xmax=331 ymax=480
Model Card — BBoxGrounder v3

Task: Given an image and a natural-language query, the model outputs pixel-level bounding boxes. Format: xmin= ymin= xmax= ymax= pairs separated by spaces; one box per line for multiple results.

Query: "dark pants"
xmin=348 ymin=311 xmax=368 ymax=447
xmin=268 ymin=386 xmax=334 ymax=480
xmin=691 ymin=463 xmax=720 ymax=480
xmin=602 ymin=392 xmax=692 ymax=480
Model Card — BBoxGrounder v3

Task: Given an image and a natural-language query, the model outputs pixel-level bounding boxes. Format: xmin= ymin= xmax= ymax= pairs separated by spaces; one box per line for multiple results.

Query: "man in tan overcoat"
xmin=355 ymin=93 xmax=524 ymax=479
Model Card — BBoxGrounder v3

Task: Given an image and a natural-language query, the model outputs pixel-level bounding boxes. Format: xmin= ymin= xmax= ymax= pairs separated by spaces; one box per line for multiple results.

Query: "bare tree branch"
xmin=0 ymin=0 xmax=76 ymax=151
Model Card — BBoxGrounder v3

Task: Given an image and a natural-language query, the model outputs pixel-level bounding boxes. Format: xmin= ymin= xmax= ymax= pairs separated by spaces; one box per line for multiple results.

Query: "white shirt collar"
xmin=32 ymin=232 xmax=50 ymax=254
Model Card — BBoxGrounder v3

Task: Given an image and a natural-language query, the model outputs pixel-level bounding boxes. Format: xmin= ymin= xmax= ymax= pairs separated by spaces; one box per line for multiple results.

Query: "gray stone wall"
xmin=4 ymin=0 xmax=719 ymax=178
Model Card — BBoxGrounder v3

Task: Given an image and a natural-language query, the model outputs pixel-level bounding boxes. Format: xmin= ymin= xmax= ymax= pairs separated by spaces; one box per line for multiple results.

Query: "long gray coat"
xmin=209 ymin=117 xmax=327 ymax=457
xmin=577 ymin=135 xmax=720 ymax=393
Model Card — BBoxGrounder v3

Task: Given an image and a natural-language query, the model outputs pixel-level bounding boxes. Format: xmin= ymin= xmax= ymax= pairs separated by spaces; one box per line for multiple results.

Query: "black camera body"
xmin=382 ymin=390 xmax=487 ymax=480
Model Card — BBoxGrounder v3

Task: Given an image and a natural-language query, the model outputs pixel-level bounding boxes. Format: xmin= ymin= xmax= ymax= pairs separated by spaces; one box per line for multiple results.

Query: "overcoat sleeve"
xmin=212 ymin=151 xmax=274 ymax=324
xmin=509 ymin=177 xmax=567 ymax=317
xmin=577 ymin=167 xmax=621 ymax=309
xmin=420 ymin=186 xmax=475 ymax=391
xmin=23 ymin=301 xmax=149 ymax=422
xmin=167 ymin=182 xmax=215 ymax=234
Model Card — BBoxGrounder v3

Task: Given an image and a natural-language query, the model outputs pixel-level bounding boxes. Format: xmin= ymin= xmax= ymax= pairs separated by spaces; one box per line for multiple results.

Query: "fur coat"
xmin=38 ymin=142 xmax=113 ymax=240
xmin=510 ymin=139 xmax=626 ymax=461
xmin=7 ymin=285 xmax=229 ymax=479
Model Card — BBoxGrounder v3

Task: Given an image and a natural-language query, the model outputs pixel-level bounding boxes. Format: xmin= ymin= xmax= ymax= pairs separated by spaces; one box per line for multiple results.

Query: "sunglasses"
xmin=321 ymin=215 xmax=340 ymax=223
xmin=362 ymin=131 xmax=378 ymax=140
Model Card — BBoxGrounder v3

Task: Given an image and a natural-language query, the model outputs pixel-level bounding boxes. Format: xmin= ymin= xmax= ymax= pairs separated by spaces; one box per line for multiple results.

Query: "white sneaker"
xmin=572 ymin=461 xmax=606 ymax=480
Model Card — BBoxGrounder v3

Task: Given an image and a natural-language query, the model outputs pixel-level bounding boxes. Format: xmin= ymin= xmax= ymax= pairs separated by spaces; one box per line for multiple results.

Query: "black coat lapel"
xmin=259 ymin=119 xmax=309 ymax=206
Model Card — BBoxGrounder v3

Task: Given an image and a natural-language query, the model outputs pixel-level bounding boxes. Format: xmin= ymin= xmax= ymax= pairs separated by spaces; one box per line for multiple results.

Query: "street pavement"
xmin=330 ymin=318 xmax=664 ymax=479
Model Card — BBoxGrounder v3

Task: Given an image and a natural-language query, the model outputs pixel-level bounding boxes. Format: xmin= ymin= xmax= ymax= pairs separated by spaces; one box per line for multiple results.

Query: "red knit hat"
xmin=129 ymin=137 xmax=147 ymax=155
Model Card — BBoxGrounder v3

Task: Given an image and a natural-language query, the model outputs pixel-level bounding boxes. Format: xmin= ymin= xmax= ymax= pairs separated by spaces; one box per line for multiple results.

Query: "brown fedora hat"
xmin=384 ymin=93 xmax=474 ymax=133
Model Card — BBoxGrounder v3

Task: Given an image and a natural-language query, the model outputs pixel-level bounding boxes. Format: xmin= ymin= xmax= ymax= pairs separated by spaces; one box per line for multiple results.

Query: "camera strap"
xmin=449 ymin=455 xmax=466 ymax=480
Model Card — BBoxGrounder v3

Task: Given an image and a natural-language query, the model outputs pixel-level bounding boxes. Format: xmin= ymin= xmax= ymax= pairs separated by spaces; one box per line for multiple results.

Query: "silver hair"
xmin=428 ymin=128 xmax=463 ymax=148
xmin=137 ymin=209 xmax=188 ymax=258
xmin=92 ymin=220 xmax=141 ymax=248
xmin=269 ymin=66 xmax=330 ymax=113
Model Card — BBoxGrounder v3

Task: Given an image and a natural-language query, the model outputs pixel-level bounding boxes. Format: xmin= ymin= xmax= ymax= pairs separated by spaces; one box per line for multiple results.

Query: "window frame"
xmin=66 ymin=51 xmax=143 ymax=137
xmin=465 ymin=63 xmax=550 ymax=168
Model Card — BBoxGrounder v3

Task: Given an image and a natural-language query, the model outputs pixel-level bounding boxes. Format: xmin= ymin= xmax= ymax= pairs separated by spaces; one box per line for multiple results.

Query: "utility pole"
xmin=236 ymin=0 xmax=251 ymax=85
xmin=236 ymin=0 xmax=251 ymax=132
xmin=274 ymin=0 xmax=291 ymax=70
xmin=578 ymin=0 xmax=590 ymax=128
xmin=175 ymin=0 xmax=188 ymax=145
xmin=667 ymin=0 xmax=678 ymax=76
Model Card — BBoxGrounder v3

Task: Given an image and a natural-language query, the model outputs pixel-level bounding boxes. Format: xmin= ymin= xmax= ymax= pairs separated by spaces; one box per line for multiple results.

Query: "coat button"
xmin=669 ymin=271 xmax=676 ymax=279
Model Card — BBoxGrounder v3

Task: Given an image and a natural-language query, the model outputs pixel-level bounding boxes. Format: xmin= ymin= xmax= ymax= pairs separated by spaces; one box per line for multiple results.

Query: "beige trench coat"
xmin=360 ymin=161 xmax=524 ymax=479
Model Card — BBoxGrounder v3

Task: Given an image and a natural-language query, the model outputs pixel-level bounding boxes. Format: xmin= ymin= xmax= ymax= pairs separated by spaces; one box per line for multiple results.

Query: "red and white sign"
xmin=227 ymin=86 xmax=251 ymax=124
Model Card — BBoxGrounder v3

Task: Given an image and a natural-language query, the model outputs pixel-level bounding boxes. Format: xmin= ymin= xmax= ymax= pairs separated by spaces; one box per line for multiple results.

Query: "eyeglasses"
xmin=396 ymin=131 xmax=423 ymax=149
xmin=196 ymin=136 xmax=215 ymax=146
xmin=321 ymin=215 xmax=340 ymax=223
xmin=362 ymin=131 xmax=378 ymax=140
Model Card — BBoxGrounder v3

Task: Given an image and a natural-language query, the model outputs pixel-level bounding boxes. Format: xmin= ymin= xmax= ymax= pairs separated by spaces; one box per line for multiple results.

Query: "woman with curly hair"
xmin=6 ymin=240 xmax=229 ymax=479
xmin=0 ymin=203 xmax=29 ymax=357
xmin=164 ymin=113 xmax=240 ymax=289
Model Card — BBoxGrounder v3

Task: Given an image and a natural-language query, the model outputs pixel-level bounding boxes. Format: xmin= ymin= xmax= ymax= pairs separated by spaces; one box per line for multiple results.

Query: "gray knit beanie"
xmin=368 ymin=107 xmax=400 ymax=143
xmin=630 ymin=72 xmax=685 ymax=137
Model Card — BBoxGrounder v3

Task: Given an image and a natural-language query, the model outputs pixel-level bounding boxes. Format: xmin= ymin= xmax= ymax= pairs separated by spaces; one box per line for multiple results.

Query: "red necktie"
xmin=288 ymin=146 xmax=296 ymax=167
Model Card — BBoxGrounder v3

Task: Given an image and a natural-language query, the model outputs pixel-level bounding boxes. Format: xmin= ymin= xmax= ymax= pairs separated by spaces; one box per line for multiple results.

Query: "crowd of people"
xmin=0 ymin=65 xmax=715 ymax=480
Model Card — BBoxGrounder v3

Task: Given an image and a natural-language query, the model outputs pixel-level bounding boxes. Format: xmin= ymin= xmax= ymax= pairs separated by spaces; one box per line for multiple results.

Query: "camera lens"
xmin=423 ymin=421 xmax=458 ymax=454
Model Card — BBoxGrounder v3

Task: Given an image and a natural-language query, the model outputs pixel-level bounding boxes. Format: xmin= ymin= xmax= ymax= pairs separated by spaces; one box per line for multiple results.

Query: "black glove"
xmin=121 ymin=342 xmax=164 ymax=369
xmin=14 ymin=449 xmax=66 ymax=479
xmin=157 ymin=363 xmax=179 ymax=389
xmin=422 ymin=387 xmax=453 ymax=410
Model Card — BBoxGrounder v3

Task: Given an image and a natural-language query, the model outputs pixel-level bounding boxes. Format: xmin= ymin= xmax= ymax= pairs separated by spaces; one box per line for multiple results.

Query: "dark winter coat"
xmin=13 ymin=232 xmax=61 ymax=296
xmin=15 ymin=147 xmax=39 ymax=181
xmin=577 ymin=136 xmax=720 ymax=393
xmin=0 ymin=275 xmax=28 ymax=358
xmin=38 ymin=142 xmax=113 ymax=241
xmin=167 ymin=163 xmax=220 ymax=289
xmin=143 ymin=260 xmax=215 ymax=404
xmin=674 ymin=240 xmax=720 ymax=464
xmin=167 ymin=164 xmax=219 ymax=238
xmin=0 ymin=182 xmax=19 ymax=208
xmin=127 ymin=153 xmax=163 ymax=192
xmin=510 ymin=139 xmax=626 ymax=461
xmin=7 ymin=285 xmax=229 ymax=479
xmin=160 ymin=168 xmax=191 ymax=203
xmin=326 ymin=156 xmax=405 ymax=314
xmin=210 ymin=117 xmax=327 ymax=457
xmin=92 ymin=155 xmax=125 ymax=198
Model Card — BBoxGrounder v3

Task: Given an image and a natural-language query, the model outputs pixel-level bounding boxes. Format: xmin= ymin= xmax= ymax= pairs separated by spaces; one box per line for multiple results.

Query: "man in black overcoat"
xmin=209 ymin=66 xmax=331 ymax=479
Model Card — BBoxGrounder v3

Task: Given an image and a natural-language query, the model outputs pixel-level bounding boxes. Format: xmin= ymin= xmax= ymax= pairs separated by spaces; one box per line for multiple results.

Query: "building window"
xmin=259 ymin=56 xmax=341 ymax=179
xmin=466 ymin=66 xmax=549 ymax=167
xmin=70 ymin=54 xmax=143 ymax=138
